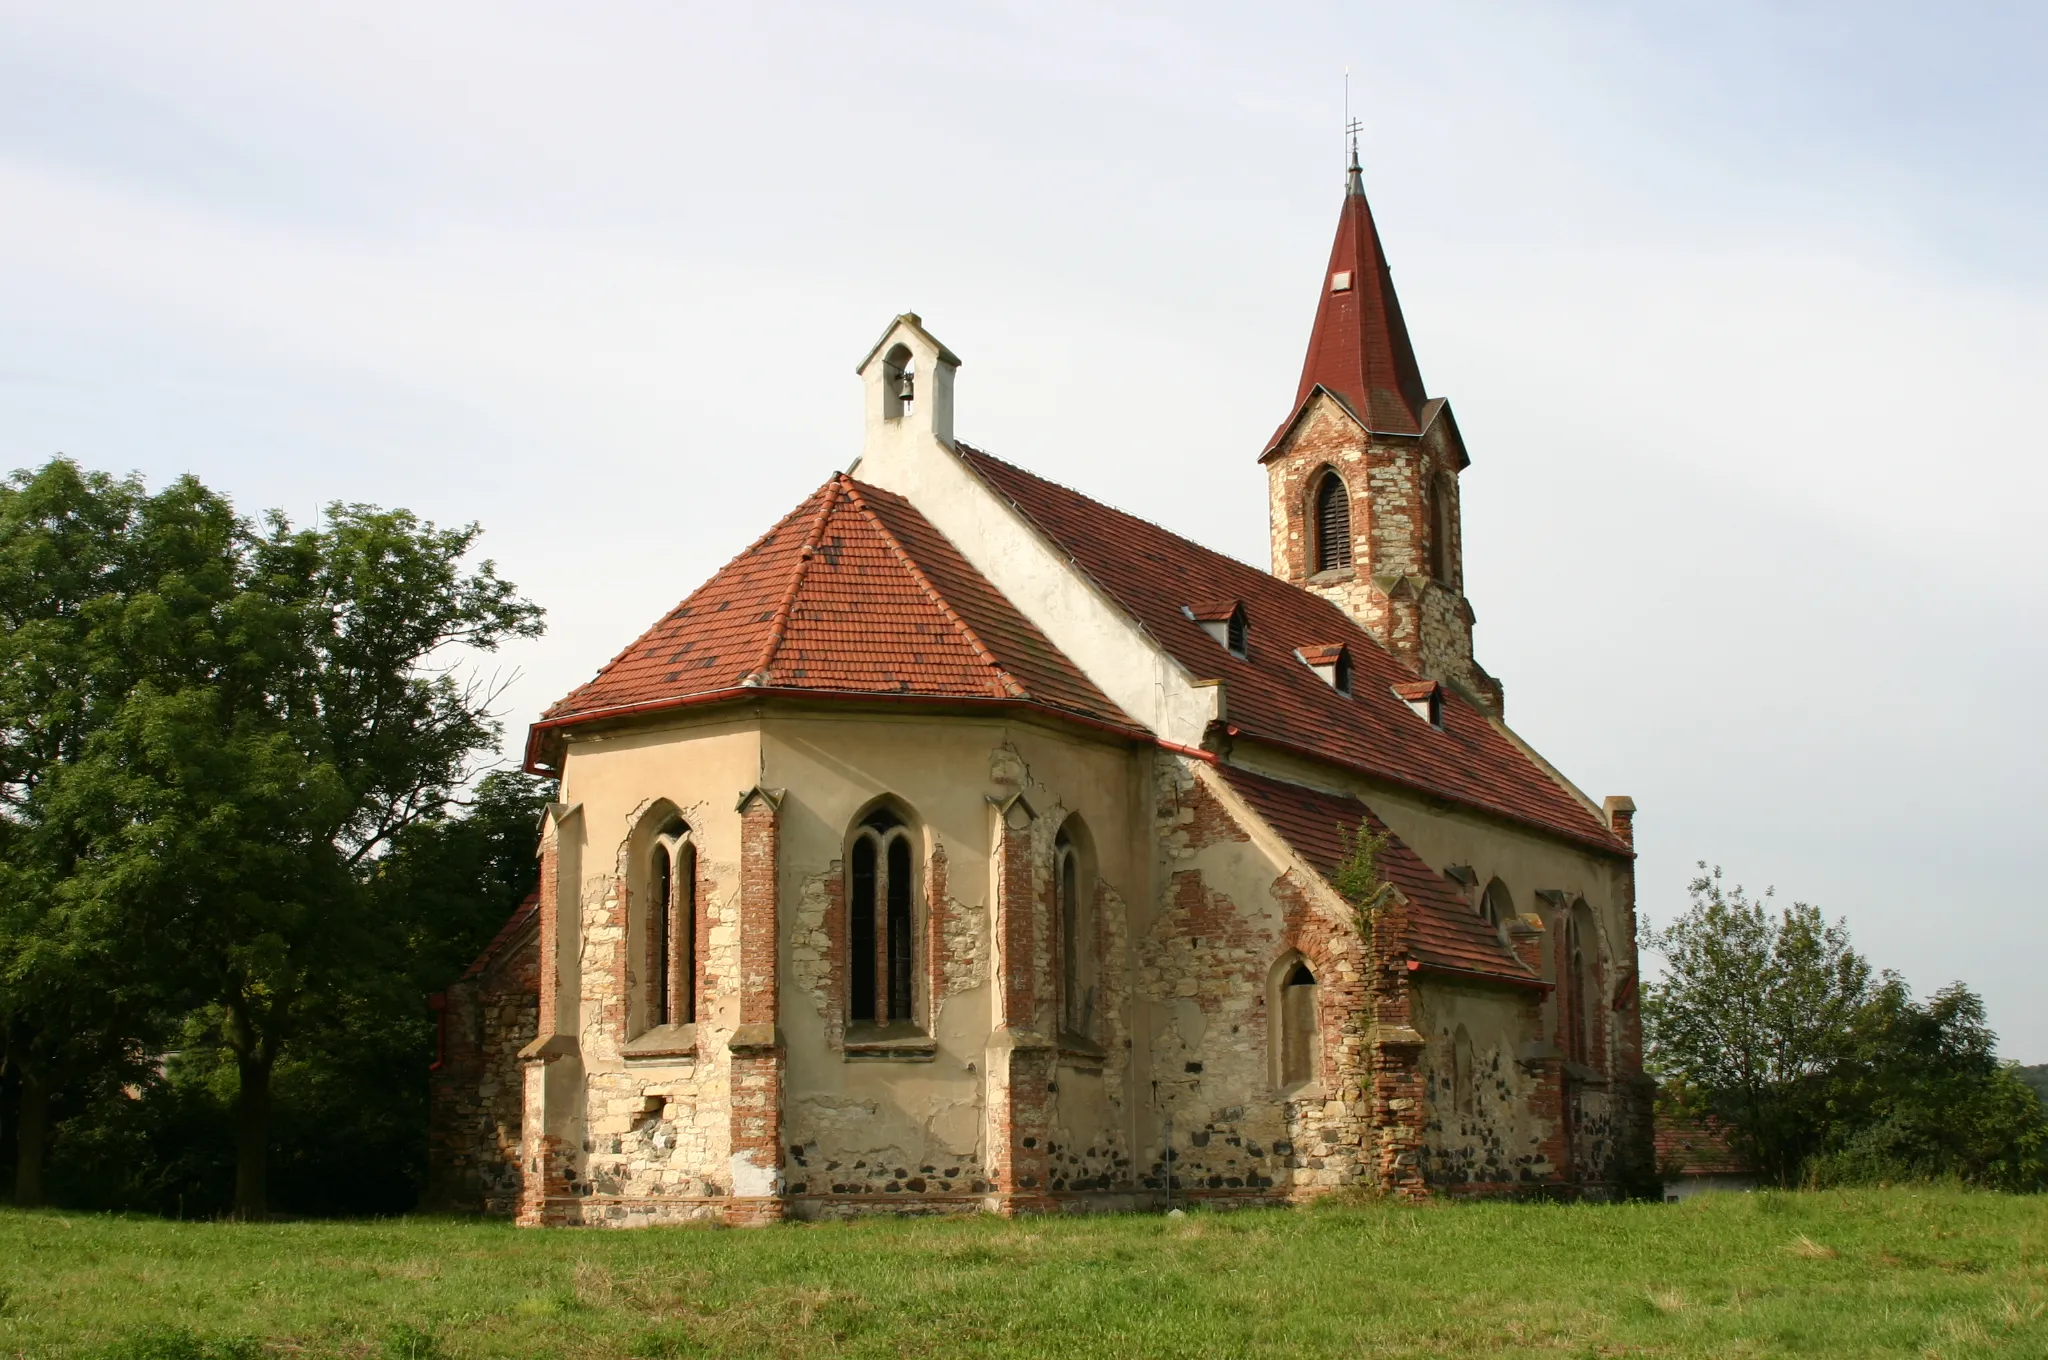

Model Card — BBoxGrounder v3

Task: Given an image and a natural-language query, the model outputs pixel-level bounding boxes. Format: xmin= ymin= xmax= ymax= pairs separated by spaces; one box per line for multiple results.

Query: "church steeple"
xmin=1260 ymin=152 xmax=1505 ymax=716
xmin=1291 ymin=143 xmax=1429 ymax=436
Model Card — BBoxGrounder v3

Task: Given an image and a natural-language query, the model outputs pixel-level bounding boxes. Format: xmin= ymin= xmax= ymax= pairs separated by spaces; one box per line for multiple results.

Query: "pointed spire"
xmin=1290 ymin=147 xmax=1428 ymax=436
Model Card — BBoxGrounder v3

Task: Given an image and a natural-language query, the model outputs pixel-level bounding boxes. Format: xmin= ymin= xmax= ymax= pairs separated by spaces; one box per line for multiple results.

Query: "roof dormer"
xmin=1185 ymin=599 xmax=1248 ymax=659
xmin=1296 ymin=643 xmax=1352 ymax=696
xmin=1393 ymin=679 xmax=1444 ymax=729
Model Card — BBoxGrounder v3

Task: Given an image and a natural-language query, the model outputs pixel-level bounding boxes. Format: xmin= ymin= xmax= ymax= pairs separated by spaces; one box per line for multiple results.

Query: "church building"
xmin=428 ymin=152 xmax=1651 ymax=1225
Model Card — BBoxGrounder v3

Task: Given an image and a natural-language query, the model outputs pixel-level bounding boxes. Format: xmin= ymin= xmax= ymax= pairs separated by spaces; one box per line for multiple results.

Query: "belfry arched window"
xmin=1426 ymin=472 xmax=1455 ymax=583
xmin=849 ymin=805 xmax=918 ymax=1025
xmin=1314 ymin=471 xmax=1352 ymax=574
xmin=643 ymin=820 xmax=696 ymax=1033
xmin=882 ymin=343 xmax=915 ymax=420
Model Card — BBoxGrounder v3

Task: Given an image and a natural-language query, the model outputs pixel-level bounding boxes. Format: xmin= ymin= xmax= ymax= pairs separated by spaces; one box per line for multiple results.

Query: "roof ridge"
xmin=841 ymin=476 xmax=1027 ymax=701
xmin=547 ymin=483 xmax=834 ymax=715
xmin=956 ymin=443 xmax=1626 ymax=856
xmin=745 ymin=478 xmax=843 ymax=686
xmin=954 ymin=442 xmax=1261 ymax=569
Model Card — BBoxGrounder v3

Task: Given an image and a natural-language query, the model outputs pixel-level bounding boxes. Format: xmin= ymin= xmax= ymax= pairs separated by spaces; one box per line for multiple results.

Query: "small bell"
xmin=895 ymin=369 xmax=915 ymax=404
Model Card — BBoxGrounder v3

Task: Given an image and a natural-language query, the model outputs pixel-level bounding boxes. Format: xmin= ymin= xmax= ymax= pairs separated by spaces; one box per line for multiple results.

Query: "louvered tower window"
xmin=1314 ymin=473 xmax=1351 ymax=573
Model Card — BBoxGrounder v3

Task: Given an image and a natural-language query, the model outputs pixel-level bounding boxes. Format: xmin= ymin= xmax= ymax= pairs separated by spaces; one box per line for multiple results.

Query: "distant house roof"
xmin=1655 ymin=1111 xmax=1749 ymax=1177
xmin=1216 ymin=765 xmax=1538 ymax=984
xmin=529 ymin=474 xmax=1136 ymax=760
xmin=955 ymin=445 xmax=1626 ymax=856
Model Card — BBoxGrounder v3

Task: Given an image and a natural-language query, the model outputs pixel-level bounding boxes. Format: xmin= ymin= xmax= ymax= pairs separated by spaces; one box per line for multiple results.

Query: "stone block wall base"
xmin=516 ymin=1132 xmax=577 ymax=1227
xmin=722 ymin=1196 xmax=787 ymax=1227
xmin=982 ymin=1191 xmax=1059 ymax=1218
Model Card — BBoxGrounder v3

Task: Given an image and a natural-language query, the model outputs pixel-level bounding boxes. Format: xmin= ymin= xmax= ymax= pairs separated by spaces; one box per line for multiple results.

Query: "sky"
xmin=3 ymin=2 xmax=2044 ymax=1056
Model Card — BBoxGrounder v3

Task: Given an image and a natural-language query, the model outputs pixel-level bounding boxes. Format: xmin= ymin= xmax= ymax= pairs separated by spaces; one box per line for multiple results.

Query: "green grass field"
xmin=2 ymin=1190 xmax=2044 ymax=1358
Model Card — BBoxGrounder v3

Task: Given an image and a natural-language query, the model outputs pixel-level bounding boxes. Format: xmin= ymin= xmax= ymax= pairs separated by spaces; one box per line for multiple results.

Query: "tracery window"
xmin=642 ymin=821 xmax=696 ymax=1033
xmin=849 ymin=806 xmax=917 ymax=1025
xmin=1314 ymin=471 xmax=1352 ymax=574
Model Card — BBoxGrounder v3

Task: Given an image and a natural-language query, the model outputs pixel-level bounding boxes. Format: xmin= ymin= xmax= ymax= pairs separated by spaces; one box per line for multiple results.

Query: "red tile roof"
xmin=1217 ymin=765 xmax=1537 ymax=982
xmin=537 ymin=474 xmax=1132 ymax=733
xmin=956 ymin=446 xmax=1626 ymax=856
xmin=1281 ymin=161 xmax=1430 ymax=440
xmin=460 ymin=890 xmax=539 ymax=982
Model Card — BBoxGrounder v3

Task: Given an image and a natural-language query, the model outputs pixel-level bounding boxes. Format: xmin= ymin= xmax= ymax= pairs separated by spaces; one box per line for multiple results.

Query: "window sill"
xmin=1307 ymin=566 xmax=1356 ymax=586
xmin=1279 ymin=1080 xmax=1327 ymax=1102
xmin=1058 ymin=1032 xmax=1107 ymax=1069
xmin=623 ymin=1023 xmax=696 ymax=1060
xmin=844 ymin=1021 xmax=936 ymax=1062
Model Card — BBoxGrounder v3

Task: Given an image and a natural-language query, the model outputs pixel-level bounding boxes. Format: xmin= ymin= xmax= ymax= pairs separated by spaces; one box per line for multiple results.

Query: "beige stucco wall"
xmin=759 ymin=708 xmax=1151 ymax=1204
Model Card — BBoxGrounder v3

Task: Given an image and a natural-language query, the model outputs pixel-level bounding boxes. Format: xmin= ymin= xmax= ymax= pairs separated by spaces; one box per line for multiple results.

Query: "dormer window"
xmin=1185 ymin=600 xmax=1249 ymax=659
xmin=1296 ymin=644 xmax=1352 ymax=696
xmin=1330 ymin=270 xmax=1353 ymax=292
xmin=1393 ymin=679 xmax=1444 ymax=728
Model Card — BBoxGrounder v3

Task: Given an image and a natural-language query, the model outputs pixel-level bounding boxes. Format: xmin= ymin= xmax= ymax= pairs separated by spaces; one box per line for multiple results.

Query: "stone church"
xmin=428 ymin=153 xmax=1650 ymax=1226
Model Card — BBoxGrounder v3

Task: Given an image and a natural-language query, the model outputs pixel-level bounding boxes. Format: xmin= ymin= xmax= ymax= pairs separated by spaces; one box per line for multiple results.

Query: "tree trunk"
xmin=233 ymin=1050 xmax=275 ymax=1220
xmin=13 ymin=1068 xmax=50 ymax=1208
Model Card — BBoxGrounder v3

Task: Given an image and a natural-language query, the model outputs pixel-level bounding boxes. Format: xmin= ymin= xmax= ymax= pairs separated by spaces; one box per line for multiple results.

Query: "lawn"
xmin=2 ymin=1190 xmax=2044 ymax=1358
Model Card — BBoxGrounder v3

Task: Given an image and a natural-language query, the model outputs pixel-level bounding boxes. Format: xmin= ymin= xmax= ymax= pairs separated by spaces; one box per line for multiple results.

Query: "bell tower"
xmin=1262 ymin=144 xmax=1503 ymax=715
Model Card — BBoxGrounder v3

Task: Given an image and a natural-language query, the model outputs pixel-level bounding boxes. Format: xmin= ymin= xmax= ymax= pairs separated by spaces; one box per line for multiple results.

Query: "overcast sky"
xmin=4 ymin=2 xmax=2044 ymax=1057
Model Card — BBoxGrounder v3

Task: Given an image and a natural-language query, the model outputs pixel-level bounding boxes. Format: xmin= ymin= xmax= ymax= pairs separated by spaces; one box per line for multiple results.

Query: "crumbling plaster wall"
xmin=1413 ymin=981 xmax=1551 ymax=1189
xmin=537 ymin=716 xmax=760 ymax=1223
xmin=1222 ymin=737 xmax=1646 ymax=1195
xmin=1139 ymin=756 xmax=1374 ymax=1203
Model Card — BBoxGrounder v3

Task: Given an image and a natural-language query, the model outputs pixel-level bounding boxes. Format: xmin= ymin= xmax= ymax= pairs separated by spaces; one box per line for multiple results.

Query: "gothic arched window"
xmin=1560 ymin=903 xmax=1599 ymax=1068
xmin=850 ymin=806 xmax=918 ymax=1025
xmin=1278 ymin=958 xmax=1320 ymax=1089
xmin=1056 ymin=823 xmax=1096 ymax=1040
xmin=1453 ymin=1025 xmax=1476 ymax=1116
xmin=1481 ymin=878 xmax=1515 ymax=936
xmin=1314 ymin=471 xmax=1352 ymax=574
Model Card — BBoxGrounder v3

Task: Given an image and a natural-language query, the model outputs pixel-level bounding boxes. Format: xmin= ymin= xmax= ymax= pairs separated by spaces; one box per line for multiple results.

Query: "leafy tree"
xmin=11 ymin=457 xmax=542 ymax=1218
xmin=31 ymin=771 xmax=554 ymax=1219
xmin=1643 ymin=865 xmax=1873 ymax=1187
xmin=0 ymin=461 xmax=236 ymax=1204
xmin=1647 ymin=864 xmax=2048 ymax=1191
xmin=1810 ymin=981 xmax=2048 ymax=1191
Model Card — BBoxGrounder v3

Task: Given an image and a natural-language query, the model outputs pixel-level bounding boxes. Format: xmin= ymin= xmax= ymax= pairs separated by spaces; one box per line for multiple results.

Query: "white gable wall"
xmin=851 ymin=316 xmax=1217 ymax=746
